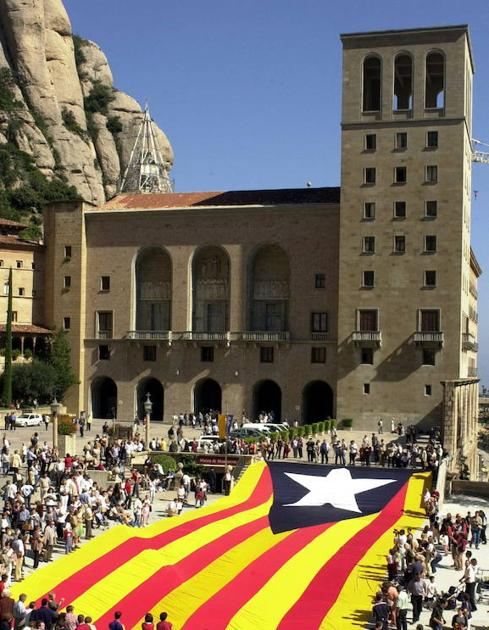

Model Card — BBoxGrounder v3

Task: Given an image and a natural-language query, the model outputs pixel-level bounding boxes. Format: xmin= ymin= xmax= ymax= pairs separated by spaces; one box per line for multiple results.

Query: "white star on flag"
xmin=284 ymin=467 xmax=396 ymax=513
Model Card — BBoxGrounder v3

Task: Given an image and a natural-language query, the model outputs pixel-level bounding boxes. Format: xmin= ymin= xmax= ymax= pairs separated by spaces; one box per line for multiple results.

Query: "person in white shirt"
xmin=461 ymin=557 xmax=478 ymax=611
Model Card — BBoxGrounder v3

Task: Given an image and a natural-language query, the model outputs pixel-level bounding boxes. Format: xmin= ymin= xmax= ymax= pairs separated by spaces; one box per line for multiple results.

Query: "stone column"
xmin=228 ymin=245 xmax=246 ymax=333
xmin=20 ymin=336 xmax=24 ymax=357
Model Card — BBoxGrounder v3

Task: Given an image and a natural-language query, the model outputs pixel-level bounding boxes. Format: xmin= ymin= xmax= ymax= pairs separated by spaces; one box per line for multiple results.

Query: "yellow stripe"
xmin=11 ymin=461 xmax=267 ymax=603
xmin=320 ymin=473 xmax=430 ymax=629
xmin=227 ymin=513 xmax=378 ymax=630
xmin=137 ymin=525 xmax=293 ymax=629
xmin=69 ymin=493 xmax=273 ymax=619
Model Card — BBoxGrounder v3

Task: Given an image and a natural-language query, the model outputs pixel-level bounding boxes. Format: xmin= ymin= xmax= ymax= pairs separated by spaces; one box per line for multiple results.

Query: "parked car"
xmin=230 ymin=427 xmax=266 ymax=439
xmin=197 ymin=435 xmax=223 ymax=451
xmin=14 ymin=413 xmax=43 ymax=427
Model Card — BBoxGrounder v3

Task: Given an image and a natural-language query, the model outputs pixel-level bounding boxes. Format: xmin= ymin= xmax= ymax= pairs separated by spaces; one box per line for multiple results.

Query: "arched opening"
xmin=425 ymin=52 xmax=445 ymax=109
xmin=135 ymin=247 xmax=172 ymax=331
xmin=137 ymin=378 xmax=164 ymax=422
xmin=363 ymin=56 xmax=381 ymax=112
xmin=302 ymin=381 xmax=334 ymax=424
xmin=393 ymin=54 xmax=413 ymax=111
xmin=194 ymin=378 xmax=222 ymax=414
xmin=192 ymin=246 xmax=230 ymax=332
xmin=249 ymin=245 xmax=289 ymax=331
xmin=91 ymin=377 xmax=117 ymax=419
xmin=253 ymin=380 xmax=282 ymax=421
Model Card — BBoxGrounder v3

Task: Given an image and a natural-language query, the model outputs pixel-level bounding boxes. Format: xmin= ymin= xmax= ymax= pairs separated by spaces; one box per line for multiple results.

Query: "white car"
xmin=197 ymin=435 xmax=222 ymax=451
xmin=14 ymin=413 xmax=43 ymax=427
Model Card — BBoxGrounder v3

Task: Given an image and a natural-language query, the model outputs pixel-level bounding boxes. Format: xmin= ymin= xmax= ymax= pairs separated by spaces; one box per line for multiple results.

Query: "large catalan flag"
xmin=12 ymin=462 xmax=429 ymax=629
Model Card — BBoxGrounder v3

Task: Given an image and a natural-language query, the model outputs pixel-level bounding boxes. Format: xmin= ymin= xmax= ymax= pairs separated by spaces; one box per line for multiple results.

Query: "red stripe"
xmin=276 ymin=482 xmax=409 ymax=629
xmin=95 ymin=515 xmax=271 ymax=630
xmin=38 ymin=467 xmax=271 ymax=606
xmin=182 ymin=522 xmax=333 ymax=630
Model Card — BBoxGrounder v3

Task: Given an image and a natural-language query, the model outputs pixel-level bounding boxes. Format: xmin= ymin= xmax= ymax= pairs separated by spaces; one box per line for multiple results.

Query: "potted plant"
xmin=342 ymin=418 xmax=354 ymax=430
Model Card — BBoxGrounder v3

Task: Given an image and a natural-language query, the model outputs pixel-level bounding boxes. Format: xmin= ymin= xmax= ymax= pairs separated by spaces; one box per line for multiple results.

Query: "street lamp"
xmin=50 ymin=395 xmax=61 ymax=450
xmin=144 ymin=392 xmax=152 ymax=449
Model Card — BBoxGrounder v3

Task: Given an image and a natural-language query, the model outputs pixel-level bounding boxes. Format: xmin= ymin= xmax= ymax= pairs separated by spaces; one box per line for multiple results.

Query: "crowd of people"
xmin=371 ymin=490 xmax=488 ymax=629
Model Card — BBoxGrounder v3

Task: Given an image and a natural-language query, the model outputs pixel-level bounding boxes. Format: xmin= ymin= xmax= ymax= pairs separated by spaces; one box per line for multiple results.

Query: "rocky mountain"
xmin=0 ymin=0 xmax=173 ymax=233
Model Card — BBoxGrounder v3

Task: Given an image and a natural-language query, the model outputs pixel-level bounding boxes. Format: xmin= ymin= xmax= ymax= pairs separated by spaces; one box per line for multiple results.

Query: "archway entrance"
xmin=253 ymin=380 xmax=282 ymax=421
xmin=194 ymin=379 xmax=222 ymax=414
xmin=91 ymin=377 xmax=117 ymax=419
xmin=137 ymin=378 xmax=164 ymax=422
xmin=302 ymin=381 xmax=334 ymax=423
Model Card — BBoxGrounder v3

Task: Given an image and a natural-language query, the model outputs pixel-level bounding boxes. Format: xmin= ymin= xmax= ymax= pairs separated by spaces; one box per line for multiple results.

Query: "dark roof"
xmin=99 ymin=187 xmax=341 ymax=211
xmin=0 ymin=324 xmax=51 ymax=335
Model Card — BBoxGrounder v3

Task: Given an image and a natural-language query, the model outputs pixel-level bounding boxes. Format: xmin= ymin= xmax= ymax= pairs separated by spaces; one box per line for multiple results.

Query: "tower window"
xmin=18 ymin=287 xmax=25 ymax=296
xmin=364 ymin=167 xmax=376 ymax=184
xmin=394 ymin=201 xmax=406 ymax=219
xmin=311 ymin=347 xmax=326 ymax=363
xmin=425 ymin=384 xmax=432 ymax=396
xmin=201 ymin=346 xmax=214 ymax=362
xmin=63 ymin=276 xmax=71 ymax=289
xmin=362 ymin=236 xmax=375 ymax=254
xmin=63 ymin=317 xmax=71 ymax=330
xmin=361 ymin=347 xmax=374 ymax=364
xmin=393 ymin=54 xmax=413 ymax=110
xmin=394 ymin=236 xmax=406 ymax=254
xmin=98 ymin=345 xmax=111 ymax=361
xmin=424 ymin=235 xmax=437 ymax=253
xmin=394 ymin=166 xmax=407 ymax=184
xmin=395 ymin=132 xmax=408 ymax=149
xmin=426 ymin=165 xmax=438 ymax=184
xmin=364 ymin=202 xmax=375 ymax=220
xmin=426 ymin=200 xmax=438 ymax=218
xmin=363 ymin=56 xmax=381 ymax=112
xmin=100 ymin=276 xmax=111 ymax=292
xmin=422 ymin=348 xmax=436 ymax=366
xmin=260 ymin=346 xmax=274 ymax=363
xmin=16 ymin=260 xmax=23 ymax=269
xmin=143 ymin=345 xmax=156 ymax=361
xmin=64 ymin=245 xmax=72 ymax=260
xmin=426 ymin=131 xmax=439 ymax=148
xmin=315 ymin=273 xmax=326 ymax=289
xmin=425 ymin=52 xmax=445 ymax=109
xmin=363 ymin=383 xmax=371 ymax=395
xmin=424 ymin=270 xmax=437 ymax=288
xmin=311 ymin=312 xmax=328 ymax=333
xmin=363 ymin=270 xmax=375 ymax=288
xmin=365 ymin=134 xmax=376 ymax=151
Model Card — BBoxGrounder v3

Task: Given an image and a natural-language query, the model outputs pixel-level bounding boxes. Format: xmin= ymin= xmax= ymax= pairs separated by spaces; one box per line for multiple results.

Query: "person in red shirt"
xmin=156 ymin=612 xmax=172 ymax=630
xmin=141 ymin=613 xmax=154 ymax=630
xmin=77 ymin=615 xmax=96 ymax=630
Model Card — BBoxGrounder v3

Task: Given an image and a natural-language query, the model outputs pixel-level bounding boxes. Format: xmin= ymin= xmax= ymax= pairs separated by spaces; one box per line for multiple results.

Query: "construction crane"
xmin=472 ymin=138 xmax=489 ymax=164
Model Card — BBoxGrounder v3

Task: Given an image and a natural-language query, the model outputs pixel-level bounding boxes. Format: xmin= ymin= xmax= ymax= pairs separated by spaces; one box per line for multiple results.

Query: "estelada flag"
xmin=13 ymin=462 xmax=429 ymax=629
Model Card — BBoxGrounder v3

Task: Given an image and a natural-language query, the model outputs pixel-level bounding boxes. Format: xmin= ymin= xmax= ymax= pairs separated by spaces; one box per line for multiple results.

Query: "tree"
xmin=9 ymin=360 xmax=57 ymax=402
xmin=1 ymin=268 xmax=13 ymax=406
xmin=49 ymin=328 xmax=78 ymax=398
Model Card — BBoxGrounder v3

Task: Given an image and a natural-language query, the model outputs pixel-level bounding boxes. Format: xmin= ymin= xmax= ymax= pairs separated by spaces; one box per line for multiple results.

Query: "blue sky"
xmin=65 ymin=0 xmax=489 ymax=384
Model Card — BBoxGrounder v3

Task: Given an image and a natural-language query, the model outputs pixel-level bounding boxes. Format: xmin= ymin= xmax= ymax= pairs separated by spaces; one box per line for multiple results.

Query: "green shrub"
xmin=150 ymin=453 xmax=178 ymax=472
xmin=58 ymin=418 xmax=77 ymax=435
xmin=84 ymin=81 xmax=115 ymax=116
xmin=303 ymin=424 xmax=312 ymax=436
xmin=73 ymin=35 xmax=88 ymax=67
xmin=312 ymin=423 xmax=319 ymax=435
xmin=280 ymin=431 xmax=289 ymax=441
xmin=62 ymin=107 xmax=87 ymax=139
xmin=330 ymin=419 xmax=337 ymax=429
xmin=342 ymin=418 xmax=354 ymax=429
xmin=23 ymin=349 xmax=32 ymax=360
xmin=296 ymin=426 xmax=304 ymax=437
xmin=0 ymin=68 xmax=23 ymax=112
xmin=12 ymin=349 xmax=21 ymax=361
xmin=106 ymin=116 xmax=123 ymax=134
xmin=323 ymin=420 xmax=330 ymax=432
xmin=317 ymin=421 xmax=324 ymax=433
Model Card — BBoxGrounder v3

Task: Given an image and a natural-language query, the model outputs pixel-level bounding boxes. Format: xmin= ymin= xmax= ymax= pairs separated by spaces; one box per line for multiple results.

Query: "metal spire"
xmin=120 ymin=105 xmax=174 ymax=194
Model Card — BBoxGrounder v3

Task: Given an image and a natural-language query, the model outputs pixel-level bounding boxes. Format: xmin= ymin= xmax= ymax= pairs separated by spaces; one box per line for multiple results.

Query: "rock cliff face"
xmin=0 ymin=0 xmax=173 ymax=205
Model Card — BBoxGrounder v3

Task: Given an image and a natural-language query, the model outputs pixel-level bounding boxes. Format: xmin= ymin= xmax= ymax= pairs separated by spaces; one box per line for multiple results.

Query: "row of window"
xmin=362 ymin=383 xmax=433 ymax=397
xmin=363 ymin=51 xmax=445 ymax=112
xmin=0 ymin=260 xmax=35 ymax=269
xmin=2 ymin=284 xmax=33 ymax=297
xmin=364 ymin=165 xmax=438 ymax=185
xmin=364 ymin=130 xmax=438 ymax=151
xmin=363 ymin=200 xmax=438 ymax=220
xmin=357 ymin=309 xmax=440 ymax=332
xmin=360 ymin=269 xmax=437 ymax=289
xmin=360 ymin=346 xmax=437 ymax=366
xmin=63 ymin=276 xmax=110 ymax=291
xmin=96 ymin=344 xmax=329 ymax=365
xmin=362 ymin=234 xmax=437 ymax=254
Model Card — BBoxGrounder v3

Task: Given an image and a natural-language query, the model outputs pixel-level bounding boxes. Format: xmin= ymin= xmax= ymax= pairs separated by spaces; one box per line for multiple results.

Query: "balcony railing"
xmin=352 ymin=331 xmax=382 ymax=345
xmin=413 ymin=331 xmax=444 ymax=345
xmin=97 ymin=330 xmax=112 ymax=340
xmin=181 ymin=331 xmax=229 ymax=342
xmin=126 ymin=330 xmax=172 ymax=341
xmin=239 ymin=331 xmax=290 ymax=342
xmin=311 ymin=332 xmax=328 ymax=341
xmin=462 ymin=332 xmax=478 ymax=352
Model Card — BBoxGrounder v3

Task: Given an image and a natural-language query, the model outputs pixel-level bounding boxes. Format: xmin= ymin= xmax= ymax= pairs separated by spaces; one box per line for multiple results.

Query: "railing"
xmin=181 ymin=331 xmax=229 ymax=342
xmin=311 ymin=332 xmax=328 ymax=341
xmin=239 ymin=331 xmax=290 ymax=342
xmin=97 ymin=331 xmax=112 ymax=340
xmin=468 ymin=366 xmax=478 ymax=377
xmin=462 ymin=333 xmax=478 ymax=352
xmin=351 ymin=331 xmax=382 ymax=344
xmin=413 ymin=331 xmax=444 ymax=344
xmin=126 ymin=330 xmax=172 ymax=341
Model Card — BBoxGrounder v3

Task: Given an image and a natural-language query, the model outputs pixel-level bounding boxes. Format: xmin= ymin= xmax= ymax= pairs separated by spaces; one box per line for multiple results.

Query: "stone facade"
xmin=41 ymin=27 xmax=480 ymax=470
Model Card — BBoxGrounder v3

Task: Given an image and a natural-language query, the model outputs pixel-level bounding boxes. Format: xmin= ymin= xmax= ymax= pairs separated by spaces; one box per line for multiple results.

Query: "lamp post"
xmin=51 ymin=395 xmax=61 ymax=450
xmin=144 ymin=392 xmax=152 ymax=450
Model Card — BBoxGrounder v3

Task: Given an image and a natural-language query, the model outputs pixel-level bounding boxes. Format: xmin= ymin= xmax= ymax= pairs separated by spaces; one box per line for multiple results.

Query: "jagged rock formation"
xmin=0 ymin=0 xmax=173 ymax=205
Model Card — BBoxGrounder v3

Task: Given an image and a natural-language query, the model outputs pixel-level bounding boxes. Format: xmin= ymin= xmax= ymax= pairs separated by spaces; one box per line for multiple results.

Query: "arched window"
xmin=135 ymin=248 xmax=172 ymax=331
xmin=393 ymin=54 xmax=413 ymax=111
xmin=425 ymin=52 xmax=445 ymax=109
xmin=192 ymin=246 xmax=230 ymax=332
xmin=249 ymin=245 xmax=289 ymax=332
xmin=363 ymin=56 xmax=381 ymax=112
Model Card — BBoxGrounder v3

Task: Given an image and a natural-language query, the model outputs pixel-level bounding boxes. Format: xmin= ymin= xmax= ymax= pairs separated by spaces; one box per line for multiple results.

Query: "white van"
xmin=241 ymin=423 xmax=272 ymax=434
